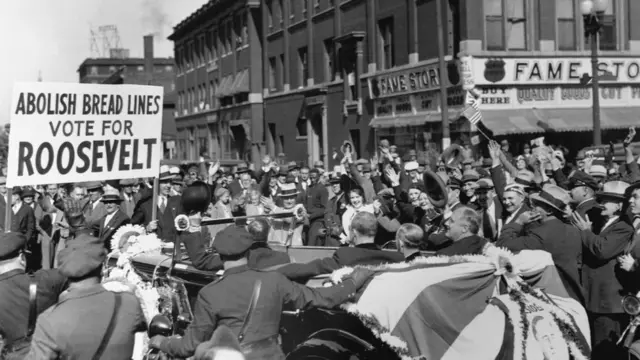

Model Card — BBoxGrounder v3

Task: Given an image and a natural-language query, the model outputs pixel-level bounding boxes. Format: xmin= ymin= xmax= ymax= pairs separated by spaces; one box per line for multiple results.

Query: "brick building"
xmin=77 ymin=38 xmax=178 ymax=158
xmin=170 ymin=0 xmax=640 ymax=165
xmin=168 ymin=0 xmax=262 ymax=164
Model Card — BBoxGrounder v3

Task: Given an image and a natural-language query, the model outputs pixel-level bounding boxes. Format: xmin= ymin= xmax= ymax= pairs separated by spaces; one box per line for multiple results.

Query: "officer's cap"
xmin=568 ymin=170 xmax=599 ymax=190
xmin=57 ymin=237 xmax=106 ymax=279
xmin=213 ymin=226 xmax=254 ymax=257
xmin=0 ymin=233 xmax=27 ymax=260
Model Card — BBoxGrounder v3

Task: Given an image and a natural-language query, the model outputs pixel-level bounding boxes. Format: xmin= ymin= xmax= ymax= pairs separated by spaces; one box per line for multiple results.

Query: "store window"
xmin=484 ymin=0 xmax=527 ymax=50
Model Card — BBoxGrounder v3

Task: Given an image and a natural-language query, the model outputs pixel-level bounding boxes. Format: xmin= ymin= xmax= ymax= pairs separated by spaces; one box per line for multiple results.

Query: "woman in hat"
xmin=206 ymin=187 xmax=234 ymax=245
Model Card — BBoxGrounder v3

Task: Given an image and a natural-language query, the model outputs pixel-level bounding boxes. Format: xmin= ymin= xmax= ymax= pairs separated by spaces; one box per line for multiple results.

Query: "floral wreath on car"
xmin=102 ymin=224 xmax=175 ymax=360
xmin=328 ymin=245 xmax=590 ymax=360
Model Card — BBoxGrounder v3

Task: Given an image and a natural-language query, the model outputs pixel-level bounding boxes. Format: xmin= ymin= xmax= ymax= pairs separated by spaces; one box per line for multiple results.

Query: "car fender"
xmin=285 ymin=328 xmax=376 ymax=360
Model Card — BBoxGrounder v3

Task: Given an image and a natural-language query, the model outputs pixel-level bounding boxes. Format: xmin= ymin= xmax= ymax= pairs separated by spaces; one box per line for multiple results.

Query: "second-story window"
xmin=557 ymin=0 xmax=577 ymax=50
xmin=302 ymin=0 xmax=308 ymax=19
xmin=298 ymin=46 xmax=308 ymax=88
xmin=267 ymin=1 xmax=274 ymax=28
xmin=279 ymin=0 xmax=284 ymax=24
xmin=199 ymin=35 xmax=206 ymax=66
xmin=235 ymin=12 xmax=244 ymax=48
xmin=323 ymin=38 xmax=334 ymax=82
xmin=484 ymin=0 xmax=527 ymax=50
xmin=592 ymin=1 xmax=616 ymax=50
xmin=289 ymin=0 xmax=295 ymax=20
xmin=279 ymin=54 xmax=285 ymax=88
xmin=378 ymin=17 xmax=395 ymax=70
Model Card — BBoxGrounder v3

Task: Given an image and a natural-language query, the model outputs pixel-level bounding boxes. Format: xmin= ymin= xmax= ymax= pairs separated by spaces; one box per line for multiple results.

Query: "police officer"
xmin=26 ymin=234 xmax=147 ymax=359
xmin=149 ymin=225 xmax=374 ymax=359
xmin=0 ymin=232 xmax=67 ymax=359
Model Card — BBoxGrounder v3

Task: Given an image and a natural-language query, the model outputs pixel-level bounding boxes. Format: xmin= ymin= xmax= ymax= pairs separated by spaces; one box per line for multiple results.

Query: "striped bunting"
xmin=332 ymin=248 xmax=590 ymax=360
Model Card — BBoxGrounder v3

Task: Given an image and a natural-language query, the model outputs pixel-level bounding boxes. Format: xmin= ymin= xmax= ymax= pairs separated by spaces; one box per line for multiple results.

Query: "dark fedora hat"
xmin=181 ymin=181 xmax=212 ymax=215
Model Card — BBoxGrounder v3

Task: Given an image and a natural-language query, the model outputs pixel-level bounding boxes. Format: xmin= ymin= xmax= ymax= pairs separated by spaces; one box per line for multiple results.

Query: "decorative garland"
xmin=328 ymin=244 xmax=590 ymax=360
xmin=103 ymin=225 xmax=173 ymax=360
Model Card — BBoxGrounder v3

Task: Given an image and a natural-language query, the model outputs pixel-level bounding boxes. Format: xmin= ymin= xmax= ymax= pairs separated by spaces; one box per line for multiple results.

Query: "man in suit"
xmin=228 ymin=163 xmax=252 ymax=197
xmin=571 ymin=181 xmax=634 ymax=360
xmin=82 ymin=181 xmax=107 ymax=231
xmin=119 ymin=179 xmax=138 ymax=218
xmin=22 ymin=188 xmax=48 ymax=271
xmin=437 ymin=206 xmax=488 ymax=256
xmin=98 ymin=188 xmax=131 ymax=251
xmin=306 ymin=169 xmax=329 ymax=247
xmin=276 ymin=212 xmax=404 ymax=283
xmin=246 ymin=217 xmax=290 ymax=269
xmin=10 ymin=187 xmax=37 ymax=272
xmin=0 ymin=176 xmax=8 ymax=231
xmin=497 ymin=185 xmax=585 ymax=304
xmin=475 ymin=178 xmax=501 ymax=242
xmin=488 ymin=143 xmax=530 ymax=226
xmin=568 ymin=170 xmax=605 ymax=233
xmin=132 ymin=165 xmax=183 ymax=243
xmin=325 ymin=175 xmax=347 ymax=247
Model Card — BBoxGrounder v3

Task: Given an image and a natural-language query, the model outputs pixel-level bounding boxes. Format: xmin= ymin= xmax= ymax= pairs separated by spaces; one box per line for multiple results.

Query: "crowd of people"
xmin=2 ymin=126 xmax=640 ymax=359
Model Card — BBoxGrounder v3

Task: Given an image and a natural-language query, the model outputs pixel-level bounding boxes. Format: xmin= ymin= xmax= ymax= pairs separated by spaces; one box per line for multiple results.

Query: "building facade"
xmin=461 ymin=0 xmax=640 ymax=154
xmin=169 ymin=0 xmax=263 ymax=164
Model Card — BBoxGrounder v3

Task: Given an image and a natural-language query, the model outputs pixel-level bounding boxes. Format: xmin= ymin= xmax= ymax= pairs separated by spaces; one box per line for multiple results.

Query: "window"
xmin=279 ymin=54 xmax=285 ymax=88
xmin=298 ymin=46 xmax=308 ymax=87
xmin=137 ymin=65 xmax=144 ymax=71
xmin=90 ymin=66 xmax=98 ymax=75
xmin=279 ymin=0 xmax=284 ymax=23
xmin=378 ymin=17 xmax=395 ymax=70
xmin=296 ymin=118 xmax=308 ymax=138
xmin=315 ymin=0 xmax=320 ymax=9
xmin=235 ymin=12 xmax=245 ymax=48
xmin=556 ymin=0 xmax=576 ymax=50
xmin=323 ymin=38 xmax=334 ymax=82
xmin=220 ymin=25 xmax=227 ymax=56
xmin=349 ymin=129 xmax=361 ymax=158
xmin=267 ymin=1 xmax=274 ymax=28
xmin=484 ymin=0 xmax=527 ymax=50
xmin=199 ymin=35 xmax=206 ymax=66
xmin=290 ymin=0 xmax=295 ymax=19
xmin=302 ymin=0 xmax=308 ymax=19
xmin=212 ymin=30 xmax=218 ymax=62
xmin=269 ymin=57 xmax=277 ymax=90
xmin=595 ymin=1 xmax=616 ymax=50
xmin=226 ymin=21 xmax=233 ymax=54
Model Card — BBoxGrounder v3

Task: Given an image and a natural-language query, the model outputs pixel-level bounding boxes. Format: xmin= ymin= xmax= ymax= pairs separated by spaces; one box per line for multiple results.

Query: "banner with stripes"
xmin=331 ymin=247 xmax=590 ymax=360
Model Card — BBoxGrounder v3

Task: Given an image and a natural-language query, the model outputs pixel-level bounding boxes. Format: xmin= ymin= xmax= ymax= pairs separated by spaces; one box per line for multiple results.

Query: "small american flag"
xmin=462 ymin=90 xmax=482 ymax=125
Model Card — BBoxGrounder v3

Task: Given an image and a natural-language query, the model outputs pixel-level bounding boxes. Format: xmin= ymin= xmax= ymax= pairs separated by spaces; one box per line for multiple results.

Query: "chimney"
xmin=144 ymin=35 xmax=154 ymax=85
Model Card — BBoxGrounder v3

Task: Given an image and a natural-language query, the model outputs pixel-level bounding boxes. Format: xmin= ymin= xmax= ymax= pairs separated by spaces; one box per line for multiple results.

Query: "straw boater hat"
xmin=597 ymin=180 xmax=629 ymax=200
xmin=279 ymin=183 xmax=299 ymax=198
xmin=529 ymin=184 xmax=570 ymax=213
xmin=100 ymin=187 xmax=123 ymax=203
xmin=158 ymin=165 xmax=174 ymax=181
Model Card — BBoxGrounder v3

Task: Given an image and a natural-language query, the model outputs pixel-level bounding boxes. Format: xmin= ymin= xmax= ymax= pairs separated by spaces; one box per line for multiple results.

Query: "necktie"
xmin=159 ymin=197 xmax=166 ymax=213
xmin=482 ymin=210 xmax=495 ymax=240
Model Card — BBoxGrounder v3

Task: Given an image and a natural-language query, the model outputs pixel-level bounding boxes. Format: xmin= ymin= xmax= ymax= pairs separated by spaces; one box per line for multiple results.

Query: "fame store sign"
xmin=472 ymin=57 xmax=640 ymax=85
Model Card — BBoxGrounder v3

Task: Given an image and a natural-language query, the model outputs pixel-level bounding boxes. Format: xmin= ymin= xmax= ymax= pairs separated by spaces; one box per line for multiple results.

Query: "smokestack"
xmin=144 ymin=35 xmax=154 ymax=85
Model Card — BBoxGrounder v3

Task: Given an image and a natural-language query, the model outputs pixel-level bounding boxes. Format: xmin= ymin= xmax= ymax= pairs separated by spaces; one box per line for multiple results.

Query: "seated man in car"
xmin=274 ymin=212 xmax=405 ymax=282
xmin=246 ymin=217 xmax=291 ymax=270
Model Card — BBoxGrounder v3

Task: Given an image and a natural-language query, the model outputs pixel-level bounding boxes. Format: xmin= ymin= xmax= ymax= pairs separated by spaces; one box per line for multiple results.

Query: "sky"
xmin=0 ymin=0 xmax=208 ymax=124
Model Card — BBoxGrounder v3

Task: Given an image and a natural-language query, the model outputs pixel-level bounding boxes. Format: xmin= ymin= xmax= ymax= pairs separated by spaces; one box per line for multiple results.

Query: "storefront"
xmin=467 ymin=56 xmax=640 ymax=149
xmin=367 ymin=60 xmax=465 ymax=153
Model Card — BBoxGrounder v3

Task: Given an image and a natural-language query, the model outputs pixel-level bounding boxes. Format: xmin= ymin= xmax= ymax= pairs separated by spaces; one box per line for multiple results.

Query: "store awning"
xmin=229 ymin=69 xmax=250 ymax=94
xmin=369 ymin=109 xmax=464 ymax=129
xmin=215 ymin=76 xmax=233 ymax=98
xmin=480 ymin=107 xmax=640 ymax=136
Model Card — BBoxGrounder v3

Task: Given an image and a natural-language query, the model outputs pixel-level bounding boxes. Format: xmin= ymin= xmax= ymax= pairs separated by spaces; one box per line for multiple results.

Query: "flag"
xmin=462 ymin=90 xmax=482 ymax=125
xmin=336 ymin=249 xmax=590 ymax=360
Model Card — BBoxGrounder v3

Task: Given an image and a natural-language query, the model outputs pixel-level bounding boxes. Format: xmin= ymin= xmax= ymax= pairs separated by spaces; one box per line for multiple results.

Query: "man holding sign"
xmin=6 ymin=83 xmax=164 ymax=188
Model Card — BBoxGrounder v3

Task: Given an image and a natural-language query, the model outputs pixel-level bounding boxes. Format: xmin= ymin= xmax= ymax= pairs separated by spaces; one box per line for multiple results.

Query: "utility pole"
xmin=436 ymin=0 xmax=449 ymax=150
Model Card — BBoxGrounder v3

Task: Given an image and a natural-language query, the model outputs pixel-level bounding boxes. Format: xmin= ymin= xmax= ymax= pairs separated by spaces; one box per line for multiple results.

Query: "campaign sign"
xmin=6 ymin=82 xmax=164 ymax=187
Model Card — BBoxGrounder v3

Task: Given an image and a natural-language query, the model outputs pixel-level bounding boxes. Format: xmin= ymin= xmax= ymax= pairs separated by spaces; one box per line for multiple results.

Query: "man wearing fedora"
xmin=82 ymin=181 xmax=107 ymax=231
xmin=571 ymin=181 xmax=634 ymax=359
xmin=132 ymin=165 xmax=183 ymax=243
xmin=496 ymin=185 xmax=584 ymax=304
xmin=568 ymin=170 xmax=605 ymax=234
xmin=228 ymin=163 xmax=254 ymax=198
xmin=98 ymin=188 xmax=131 ymax=251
